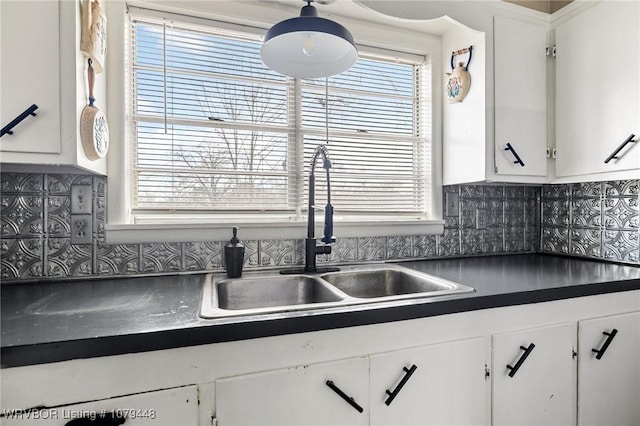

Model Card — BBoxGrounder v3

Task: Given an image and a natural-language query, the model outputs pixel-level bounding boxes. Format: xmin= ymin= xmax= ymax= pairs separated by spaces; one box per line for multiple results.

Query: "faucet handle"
xmin=321 ymin=204 xmax=335 ymax=244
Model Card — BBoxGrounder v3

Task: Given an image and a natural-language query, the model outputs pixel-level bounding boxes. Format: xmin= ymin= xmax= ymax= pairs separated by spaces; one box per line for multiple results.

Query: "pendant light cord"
xmin=325 ymin=77 xmax=329 ymax=145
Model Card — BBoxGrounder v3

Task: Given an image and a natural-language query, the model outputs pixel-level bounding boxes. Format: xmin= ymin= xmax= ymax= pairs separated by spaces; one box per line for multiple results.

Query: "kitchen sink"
xmin=320 ymin=266 xmax=471 ymax=299
xmin=202 ymin=275 xmax=346 ymax=317
xmin=200 ymin=265 xmax=475 ymax=318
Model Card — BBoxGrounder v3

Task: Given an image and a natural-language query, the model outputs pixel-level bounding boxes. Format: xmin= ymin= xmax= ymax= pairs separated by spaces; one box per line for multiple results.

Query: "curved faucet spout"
xmin=311 ymin=144 xmax=332 ymax=175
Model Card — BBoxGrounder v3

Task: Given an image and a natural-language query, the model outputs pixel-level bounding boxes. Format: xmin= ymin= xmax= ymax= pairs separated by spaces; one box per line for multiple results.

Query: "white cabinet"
xmin=0 ymin=0 xmax=106 ymax=174
xmin=215 ymin=356 xmax=369 ymax=426
xmin=215 ymin=337 xmax=488 ymax=426
xmin=443 ymin=1 xmax=640 ymax=184
xmin=0 ymin=0 xmax=61 ymax=155
xmin=577 ymin=311 xmax=640 ymax=426
xmin=369 ymin=337 xmax=488 ymax=426
xmin=492 ymin=311 xmax=640 ymax=426
xmin=443 ymin=13 xmax=548 ymax=185
xmin=492 ymin=322 xmax=576 ymax=426
xmin=555 ymin=1 xmax=640 ymax=181
xmin=0 ymin=386 xmax=198 ymax=426
xmin=494 ymin=16 xmax=548 ymax=178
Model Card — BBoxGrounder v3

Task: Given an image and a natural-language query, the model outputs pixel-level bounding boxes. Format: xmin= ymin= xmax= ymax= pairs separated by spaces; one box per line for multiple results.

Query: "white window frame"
xmin=105 ymin=1 xmax=444 ymax=244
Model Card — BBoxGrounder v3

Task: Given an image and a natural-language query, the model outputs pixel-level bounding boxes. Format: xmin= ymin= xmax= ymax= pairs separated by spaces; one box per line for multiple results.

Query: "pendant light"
xmin=261 ymin=0 xmax=358 ymax=78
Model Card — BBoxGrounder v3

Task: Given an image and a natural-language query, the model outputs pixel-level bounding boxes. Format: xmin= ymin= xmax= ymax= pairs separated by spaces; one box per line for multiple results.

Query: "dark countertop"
xmin=2 ymin=254 xmax=640 ymax=368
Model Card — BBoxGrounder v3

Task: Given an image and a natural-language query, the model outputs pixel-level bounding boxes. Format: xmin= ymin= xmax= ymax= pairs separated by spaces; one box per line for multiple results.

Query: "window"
xmin=108 ymin=6 xmax=443 ymax=243
xmin=128 ymin=12 xmax=433 ymax=227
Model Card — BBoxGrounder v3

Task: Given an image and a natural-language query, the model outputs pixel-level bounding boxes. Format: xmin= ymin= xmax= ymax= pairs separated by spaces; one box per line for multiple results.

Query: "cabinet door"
xmin=578 ymin=311 xmax=640 ymax=426
xmin=215 ymin=357 xmax=369 ymax=426
xmin=555 ymin=1 xmax=640 ymax=178
xmin=0 ymin=0 xmax=61 ymax=154
xmin=494 ymin=16 xmax=547 ymax=177
xmin=0 ymin=386 xmax=198 ymax=426
xmin=370 ymin=337 xmax=488 ymax=426
xmin=492 ymin=322 xmax=576 ymax=426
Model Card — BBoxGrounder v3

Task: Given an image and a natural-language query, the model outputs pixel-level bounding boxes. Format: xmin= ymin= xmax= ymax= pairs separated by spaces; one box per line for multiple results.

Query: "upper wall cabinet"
xmin=1 ymin=1 xmax=61 ymax=156
xmin=0 ymin=0 xmax=106 ymax=175
xmin=554 ymin=1 xmax=639 ymax=181
xmin=494 ymin=16 xmax=548 ymax=179
xmin=442 ymin=12 xmax=548 ymax=185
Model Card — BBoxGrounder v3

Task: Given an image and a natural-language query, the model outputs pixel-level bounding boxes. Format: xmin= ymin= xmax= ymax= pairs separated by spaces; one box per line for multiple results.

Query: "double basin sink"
xmin=200 ymin=264 xmax=475 ymax=318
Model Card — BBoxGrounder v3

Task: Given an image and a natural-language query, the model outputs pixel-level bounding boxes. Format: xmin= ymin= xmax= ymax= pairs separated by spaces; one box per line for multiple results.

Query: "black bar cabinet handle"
xmin=325 ymin=380 xmax=364 ymax=413
xmin=65 ymin=412 xmax=126 ymax=425
xmin=592 ymin=329 xmax=618 ymax=360
xmin=504 ymin=143 xmax=525 ymax=167
xmin=1 ymin=104 xmax=39 ymax=137
xmin=506 ymin=343 xmax=535 ymax=377
xmin=604 ymin=134 xmax=636 ymax=163
xmin=384 ymin=364 xmax=418 ymax=406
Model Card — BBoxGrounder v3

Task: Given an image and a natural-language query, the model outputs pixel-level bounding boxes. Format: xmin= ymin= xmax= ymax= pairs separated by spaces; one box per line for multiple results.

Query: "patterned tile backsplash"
xmin=540 ymin=180 xmax=639 ymax=264
xmin=1 ymin=172 xmax=638 ymax=282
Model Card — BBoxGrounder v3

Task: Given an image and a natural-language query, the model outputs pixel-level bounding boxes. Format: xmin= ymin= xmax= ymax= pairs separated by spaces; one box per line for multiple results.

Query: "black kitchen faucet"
xmin=282 ymin=144 xmax=339 ymax=274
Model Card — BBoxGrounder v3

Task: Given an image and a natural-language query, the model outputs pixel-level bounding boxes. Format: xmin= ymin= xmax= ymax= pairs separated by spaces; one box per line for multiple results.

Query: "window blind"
xmin=129 ymin=13 xmax=429 ymax=219
xmin=301 ymin=59 xmax=425 ymax=214
xmin=130 ymin=18 xmax=293 ymax=211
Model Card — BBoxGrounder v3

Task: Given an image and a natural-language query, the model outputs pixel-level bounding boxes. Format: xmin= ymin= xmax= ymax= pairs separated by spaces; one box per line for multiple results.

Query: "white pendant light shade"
xmin=261 ymin=2 xmax=358 ymax=79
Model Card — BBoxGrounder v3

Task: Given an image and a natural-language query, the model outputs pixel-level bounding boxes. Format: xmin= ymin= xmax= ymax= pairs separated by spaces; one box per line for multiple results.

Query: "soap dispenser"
xmin=225 ymin=226 xmax=245 ymax=278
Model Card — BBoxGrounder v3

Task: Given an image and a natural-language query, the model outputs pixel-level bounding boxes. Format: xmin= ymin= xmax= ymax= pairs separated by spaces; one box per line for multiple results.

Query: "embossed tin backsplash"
xmin=540 ymin=180 xmax=639 ymax=263
xmin=1 ymin=173 xmax=638 ymax=282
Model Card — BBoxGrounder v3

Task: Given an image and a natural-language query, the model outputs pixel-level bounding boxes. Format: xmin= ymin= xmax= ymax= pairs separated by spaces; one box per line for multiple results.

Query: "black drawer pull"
xmin=1 ymin=104 xmax=38 ymax=137
xmin=505 ymin=142 xmax=525 ymax=167
xmin=65 ymin=412 xmax=126 ymax=425
xmin=604 ymin=134 xmax=636 ymax=163
xmin=592 ymin=329 xmax=618 ymax=360
xmin=384 ymin=364 xmax=417 ymax=406
xmin=326 ymin=380 xmax=363 ymax=413
xmin=506 ymin=343 xmax=535 ymax=377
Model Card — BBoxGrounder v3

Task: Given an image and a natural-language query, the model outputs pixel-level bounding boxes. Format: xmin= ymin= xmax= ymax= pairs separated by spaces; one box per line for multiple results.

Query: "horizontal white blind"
xmin=130 ymin=18 xmax=292 ymax=210
xmin=129 ymin=12 xmax=429 ymax=218
xmin=301 ymin=59 xmax=425 ymax=213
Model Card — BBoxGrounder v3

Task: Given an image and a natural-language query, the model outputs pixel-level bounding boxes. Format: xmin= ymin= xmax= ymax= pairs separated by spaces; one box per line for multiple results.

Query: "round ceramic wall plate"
xmin=80 ymin=105 xmax=109 ymax=160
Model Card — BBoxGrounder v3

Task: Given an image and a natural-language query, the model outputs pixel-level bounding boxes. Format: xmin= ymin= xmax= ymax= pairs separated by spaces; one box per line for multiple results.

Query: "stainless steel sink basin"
xmin=320 ymin=266 xmax=474 ymax=300
xmin=199 ymin=264 xmax=475 ymax=318
xmin=217 ymin=275 xmax=344 ymax=309
xmin=201 ymin=274 xmax=346 ymax=317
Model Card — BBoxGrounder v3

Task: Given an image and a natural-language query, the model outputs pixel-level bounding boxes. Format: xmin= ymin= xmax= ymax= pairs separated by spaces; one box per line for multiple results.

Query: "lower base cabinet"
xmin=578 ymin=312 xmax=640 ymax=426
xmin=2 ymin=293 xmax=638 ymax=426
xmin=214 ymin=337 xmax=489 ymax=426
xmin=492 ymin=322 xmax=576 ymax=426
xmin=0 ymin=386 xmax=197 ymax=426
xmin=369 ymin=337 xmax=488 ymax=426
xmin=215 ymin=356 xmax=369 ymax=426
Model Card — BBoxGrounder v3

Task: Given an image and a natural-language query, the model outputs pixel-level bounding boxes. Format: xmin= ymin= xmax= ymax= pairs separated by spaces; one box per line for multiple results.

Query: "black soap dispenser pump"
xmin=225 ymin=226 xmax=245 ymax=278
